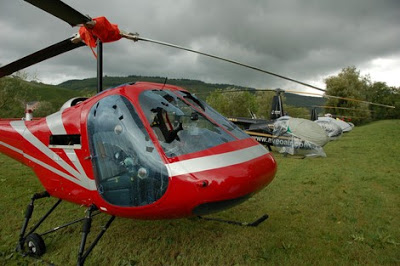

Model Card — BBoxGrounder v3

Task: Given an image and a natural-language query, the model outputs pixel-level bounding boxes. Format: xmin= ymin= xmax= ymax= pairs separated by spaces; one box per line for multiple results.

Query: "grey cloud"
xmin=1 ymin=0 xmax=399 ymax=91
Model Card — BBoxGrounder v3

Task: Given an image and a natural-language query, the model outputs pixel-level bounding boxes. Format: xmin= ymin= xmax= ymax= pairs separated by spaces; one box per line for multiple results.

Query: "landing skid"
xmin=197 ymin=214 xmax=268 ymax=227
xmin=16 ymin=191 xmax=115 ymax=266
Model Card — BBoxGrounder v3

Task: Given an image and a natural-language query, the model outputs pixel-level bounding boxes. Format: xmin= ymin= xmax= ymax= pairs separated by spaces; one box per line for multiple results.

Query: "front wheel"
xmin=25 ymin=233 xmax=46 ymax=256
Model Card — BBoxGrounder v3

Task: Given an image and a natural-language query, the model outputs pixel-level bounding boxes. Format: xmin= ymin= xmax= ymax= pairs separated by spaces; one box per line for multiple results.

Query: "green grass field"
xmin=1 ymin=120 xmax=399 ymax=265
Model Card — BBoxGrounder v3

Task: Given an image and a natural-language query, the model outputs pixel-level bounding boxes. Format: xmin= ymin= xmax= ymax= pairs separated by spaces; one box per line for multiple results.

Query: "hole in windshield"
xmin=139 ymin=90 xmax=237 ymax=157
xmin=87 ymin=95 xmax=169 ymax=207
xmin=176 ymin=91 xmax=251 ymax=140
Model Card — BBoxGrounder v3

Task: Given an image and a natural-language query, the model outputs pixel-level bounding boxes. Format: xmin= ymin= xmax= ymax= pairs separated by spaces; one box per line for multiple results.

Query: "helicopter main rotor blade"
xmin=121 ymin=33 xmax=395 ymax=109
xmin=128 ymin=34 xmax=394 ymax=108
xmin=194 ymin=88 xmax=276 ymax=97
xmin=285 ymin=90 xmax=395 ymax=109
xmin=24 ymin=0 xmax=92 ymax=27
xmin=313 ymin=105 xmax=373 ymax=112
xmin=121 ymin=33 xmax=326 ymax=93
xmin=0 ymin=37 xmax=85 ymax=78
xmin=197 ymin=88 xmax=395 ymax=109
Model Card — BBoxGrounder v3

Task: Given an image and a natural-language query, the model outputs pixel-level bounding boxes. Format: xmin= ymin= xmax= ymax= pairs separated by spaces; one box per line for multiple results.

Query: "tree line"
xmin=1 ymin=67 xmax=399 ymax=124
xmin=0 ymin=73 xmax=81 ymax=118
xmin=324 ymin=66 xmax=399 ymax=124
xmin=207 ymin=66 xmax=400 ymax=125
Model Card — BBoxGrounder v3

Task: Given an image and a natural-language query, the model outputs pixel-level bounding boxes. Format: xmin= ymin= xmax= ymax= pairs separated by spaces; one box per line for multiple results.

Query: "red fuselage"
xmin=0 ymin=82 xmax=277 ymax=219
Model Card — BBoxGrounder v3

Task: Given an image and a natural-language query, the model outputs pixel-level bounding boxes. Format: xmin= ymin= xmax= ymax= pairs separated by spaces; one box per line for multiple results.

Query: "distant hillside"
xmin=0 ymin=77 xmax=83 ymax=118
xmin=1 ymin=75 xmax=325 ymax=118
xmin=58 ymin=75 xmax=325 ymax=108
xmin=58 ymin=75 xmax=250 ymax=95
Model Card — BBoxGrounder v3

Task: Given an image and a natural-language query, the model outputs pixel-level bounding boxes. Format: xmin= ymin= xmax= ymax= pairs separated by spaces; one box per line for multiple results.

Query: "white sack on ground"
xmin=272 ymin=118 xmax=328 ymax=157
xmin=318 ymin=117 xmax=352 ymax=132
xmin=315 ymin=120 xmax=343 ymax=140
xmin=288 ymin=118 xmax=329 ymax=147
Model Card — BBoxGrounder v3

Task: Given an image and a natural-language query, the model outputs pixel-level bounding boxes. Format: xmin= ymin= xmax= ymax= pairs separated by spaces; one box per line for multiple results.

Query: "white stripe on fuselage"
xmin=10 ymin=119 xmax=96 ymax=190
xmin=46 ymin=112 xmax=67 ymax=135
xmin=0 ymin=140 xmax=23 ymax=154
xmin=6 ymin=117 xmax=269 ymax=187
xmin=0 ymin=140 xmax=80 ymax=184
xmin=165 ymin=144 xmax=269 ymax=177
xmin=46 ymin=112 xmax=95 ymax=190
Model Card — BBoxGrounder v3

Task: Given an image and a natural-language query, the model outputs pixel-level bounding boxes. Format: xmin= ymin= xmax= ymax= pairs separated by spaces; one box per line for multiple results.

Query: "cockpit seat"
xmin=60 ymin=97 xmax=88 ymax=111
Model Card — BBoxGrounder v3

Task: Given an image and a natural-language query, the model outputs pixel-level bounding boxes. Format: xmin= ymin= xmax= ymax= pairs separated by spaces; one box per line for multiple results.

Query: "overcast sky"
xmin=1 ymin=0 xmax=399 ymax=95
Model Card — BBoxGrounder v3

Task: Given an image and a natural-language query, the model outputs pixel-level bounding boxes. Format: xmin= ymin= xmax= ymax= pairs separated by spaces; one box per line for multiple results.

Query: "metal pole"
xmin=97 ymin=39 xmax=103 ymax=93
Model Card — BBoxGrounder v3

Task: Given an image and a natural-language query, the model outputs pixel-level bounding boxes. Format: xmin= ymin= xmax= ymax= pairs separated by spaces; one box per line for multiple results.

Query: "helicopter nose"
xmin=165 ymin=142 xmax=277 ymax=216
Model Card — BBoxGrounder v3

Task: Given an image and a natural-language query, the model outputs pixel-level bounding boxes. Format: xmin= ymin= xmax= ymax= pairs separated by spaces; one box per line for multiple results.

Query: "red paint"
xmin=0 ymin=82 xmax=277 ymax=219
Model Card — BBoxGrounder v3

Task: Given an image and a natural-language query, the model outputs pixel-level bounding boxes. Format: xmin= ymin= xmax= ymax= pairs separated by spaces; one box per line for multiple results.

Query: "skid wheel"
xmin=25 ymin=233 xmax=46 ymax=256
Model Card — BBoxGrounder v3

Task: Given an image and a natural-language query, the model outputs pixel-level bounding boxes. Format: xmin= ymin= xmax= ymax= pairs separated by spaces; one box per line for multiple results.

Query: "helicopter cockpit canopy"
xmin=139 ymin=89 xmax=250 ymax=157
xmin=87 ymin=88 xmax=251 ymax=207
xmin=87 ymin=94 xmax=169 ymax=207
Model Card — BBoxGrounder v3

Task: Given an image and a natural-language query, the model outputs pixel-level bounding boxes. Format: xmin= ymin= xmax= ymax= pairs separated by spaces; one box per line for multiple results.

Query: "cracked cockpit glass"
xmin=139 ymin=90 xmax=238 ymax=157
xmin=87 ymin=95 xmax=168 ymax=207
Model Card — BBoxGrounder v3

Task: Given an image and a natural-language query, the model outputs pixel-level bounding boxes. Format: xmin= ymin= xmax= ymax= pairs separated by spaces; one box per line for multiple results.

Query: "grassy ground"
xmin=0 ymin=120 xmax=399 ymax=265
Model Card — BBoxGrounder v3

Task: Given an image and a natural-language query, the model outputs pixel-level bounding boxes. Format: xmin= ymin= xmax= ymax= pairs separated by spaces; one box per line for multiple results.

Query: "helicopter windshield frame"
xmin=138 ymin=89 xmax=250 ymax=158
xmin=87 ymin=94 xmax=169 ymax=207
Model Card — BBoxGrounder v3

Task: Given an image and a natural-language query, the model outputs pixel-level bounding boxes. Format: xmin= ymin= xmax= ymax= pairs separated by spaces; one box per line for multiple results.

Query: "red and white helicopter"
xmin=0 ymin=0 xmax=281 ymax=264
xmin=2 ymin=1 xmax=396 ymax=265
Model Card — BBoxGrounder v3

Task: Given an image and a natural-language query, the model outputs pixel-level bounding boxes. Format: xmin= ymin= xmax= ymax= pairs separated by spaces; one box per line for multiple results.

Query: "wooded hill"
xmin=0 ymin=74 xmax=324 ymax=119
xmin=0 ymin=77 xmax=82 ymax=118
xmin=58 ymin=75 xmax=325 ymax=108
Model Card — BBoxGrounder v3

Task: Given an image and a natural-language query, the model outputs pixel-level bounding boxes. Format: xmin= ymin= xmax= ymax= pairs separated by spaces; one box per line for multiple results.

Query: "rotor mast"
xmin=97 ymin=40 xmax=103 ymax=93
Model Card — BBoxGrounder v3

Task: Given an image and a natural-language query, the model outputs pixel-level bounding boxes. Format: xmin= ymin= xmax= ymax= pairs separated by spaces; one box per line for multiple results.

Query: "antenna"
xmin=162 ymin=77 xmax=168 ymax=89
